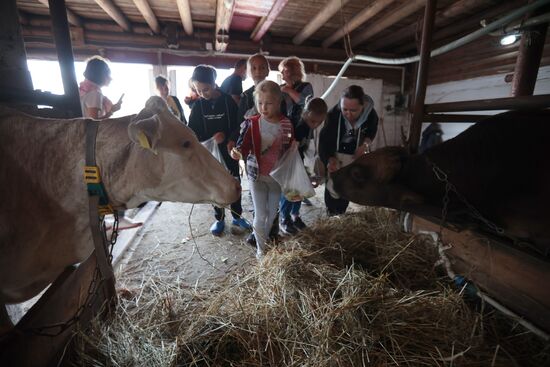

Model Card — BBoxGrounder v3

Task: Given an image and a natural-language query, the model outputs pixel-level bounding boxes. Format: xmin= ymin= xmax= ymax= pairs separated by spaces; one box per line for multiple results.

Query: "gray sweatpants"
xmin=249 ymin=175 xmax=281 ymax=256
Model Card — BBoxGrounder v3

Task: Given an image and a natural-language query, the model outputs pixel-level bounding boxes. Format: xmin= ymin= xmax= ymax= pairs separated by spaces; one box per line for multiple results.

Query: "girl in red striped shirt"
xmin=231 ymin=80 xmax=294 ymax=259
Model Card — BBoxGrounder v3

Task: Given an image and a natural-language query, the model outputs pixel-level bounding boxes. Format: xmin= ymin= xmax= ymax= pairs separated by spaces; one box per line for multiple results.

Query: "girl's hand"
xmin=226 ymin=140 xmax=235 ymax=153
xmin=213 ymin=132 xmax=225 ymax=144
xmin=112 ymin=100 xmax=122 ymax=112
xmin=230 ymin=147 xmax=242 ymax=160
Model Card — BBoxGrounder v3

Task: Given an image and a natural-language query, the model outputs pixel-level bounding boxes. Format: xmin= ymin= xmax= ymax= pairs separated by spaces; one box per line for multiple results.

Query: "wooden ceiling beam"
xmin=368 ymin=0 xmax=483 ymax=51
xmin=215 ymin=0 xmax=236 ymax=52
xmin=132 ymin=0 xmax=160 ymax=34
xmin=251 ymin=0 xmax=289 ymax=42
xmin=292 ymin=0 xmax=351 ymax=45
xmin=94 ymin=0 xmax=132 ymax=32
xmin=350 ymin=0 xmax=425 ymax=48
xmin=36 ymin=0 xmax=83 ymax=27
xmin=322 ymin=0 xmax=396 ymax=49
xmin=176 ymin=0 xmax=193 ymax=35
xmin=394 ymin=1 xmax=520 ymax=54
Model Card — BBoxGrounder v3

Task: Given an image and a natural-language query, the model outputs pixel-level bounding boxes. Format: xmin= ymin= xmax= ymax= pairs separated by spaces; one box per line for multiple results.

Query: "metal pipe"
xmin=488 ymin=12 xmax=550 ymax=36
xmin=321 ymin=0 xmax=550 ymax=100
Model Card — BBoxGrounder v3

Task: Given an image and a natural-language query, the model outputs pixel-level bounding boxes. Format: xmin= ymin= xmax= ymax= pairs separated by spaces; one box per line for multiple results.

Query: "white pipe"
xmin=321 ymin=0 xmax=550 ymax=100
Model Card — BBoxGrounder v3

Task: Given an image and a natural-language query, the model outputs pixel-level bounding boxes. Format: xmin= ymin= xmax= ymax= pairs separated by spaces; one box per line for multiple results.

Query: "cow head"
xmin=122 ymin=96 xmax=240 ymax=207
xmin=331 ymin=147 xmax=424 ymax=210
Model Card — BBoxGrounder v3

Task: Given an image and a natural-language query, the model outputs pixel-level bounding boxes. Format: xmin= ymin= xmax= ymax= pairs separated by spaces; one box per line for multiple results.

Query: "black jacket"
xmin=188 ymin=91 xmax=239 ymax=170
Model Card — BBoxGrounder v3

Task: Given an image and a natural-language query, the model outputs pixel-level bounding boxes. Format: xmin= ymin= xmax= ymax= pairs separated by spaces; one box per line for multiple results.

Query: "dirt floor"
xmin=115 ymin=181 xmax=339 ymax=290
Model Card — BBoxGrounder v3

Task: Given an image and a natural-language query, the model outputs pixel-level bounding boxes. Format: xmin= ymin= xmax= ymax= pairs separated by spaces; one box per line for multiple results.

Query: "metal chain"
xmin=430 ymin=160 xmax=505 ymax=236
xmin=22 ymin=213 xmax=119 ymax=337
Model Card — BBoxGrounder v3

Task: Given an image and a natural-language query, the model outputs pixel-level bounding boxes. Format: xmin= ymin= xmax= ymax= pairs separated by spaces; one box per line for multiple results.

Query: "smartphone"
xmin=117 ymin=93 xmax=125 ymax=104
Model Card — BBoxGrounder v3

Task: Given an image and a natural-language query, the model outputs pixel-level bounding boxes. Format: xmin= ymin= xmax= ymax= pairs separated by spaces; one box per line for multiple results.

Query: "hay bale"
xmin=70 ymin=208 xmax=549 ymax=366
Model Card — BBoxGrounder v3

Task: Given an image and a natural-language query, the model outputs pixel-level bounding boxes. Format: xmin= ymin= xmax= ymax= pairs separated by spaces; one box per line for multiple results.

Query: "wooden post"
xmin=48 ymin=0 xmax=82 ymax=117
xmin=408 ymin=0 xmax=437 ymax=154
xmin=511 ymin=12 xmax=549 ymax=96
xmin=0 ymin=0 xmax=34 ymax=92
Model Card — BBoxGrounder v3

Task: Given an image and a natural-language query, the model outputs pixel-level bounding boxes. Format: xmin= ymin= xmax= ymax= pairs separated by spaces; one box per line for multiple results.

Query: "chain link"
xmin=22 ymin=213 xmax=118 ymax=337
xmin=430 ymin=159 xmax=505 ymax=237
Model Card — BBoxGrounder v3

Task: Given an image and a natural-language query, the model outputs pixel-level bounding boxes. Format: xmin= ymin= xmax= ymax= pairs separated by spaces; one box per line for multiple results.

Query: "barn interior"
xmin=1 ymin=0 xmax=549 ymax=365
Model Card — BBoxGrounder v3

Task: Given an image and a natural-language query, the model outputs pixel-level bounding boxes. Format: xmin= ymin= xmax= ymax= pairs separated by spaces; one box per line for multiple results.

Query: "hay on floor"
xmin=71 ymin=208 xmax=549 ymax=367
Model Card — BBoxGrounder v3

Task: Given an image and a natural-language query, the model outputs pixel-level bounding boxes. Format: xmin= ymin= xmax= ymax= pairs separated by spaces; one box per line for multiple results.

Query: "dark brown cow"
xmin=331 ymin=110 xmax=550 ymax=253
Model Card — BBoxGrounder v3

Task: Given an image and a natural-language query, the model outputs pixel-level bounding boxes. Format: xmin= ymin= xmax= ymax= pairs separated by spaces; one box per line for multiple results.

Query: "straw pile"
xmin=71 ymin=208 xmax=549 ymax=366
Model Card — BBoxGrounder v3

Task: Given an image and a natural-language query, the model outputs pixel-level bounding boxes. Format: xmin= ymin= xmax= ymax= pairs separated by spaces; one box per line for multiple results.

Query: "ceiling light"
xmin=500 ymin=34 xmax=519 ymax=46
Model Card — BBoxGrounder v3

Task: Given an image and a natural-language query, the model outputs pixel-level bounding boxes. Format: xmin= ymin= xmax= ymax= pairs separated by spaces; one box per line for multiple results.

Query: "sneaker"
xmin=232 ymin=217 xmax=252 ymax=230
xmin=210 ymin=220 xmax=225 ymax=236
xmin=292 ymin=217 xmax=307 ymax=230
xmin=302 ymin=198 xmax=313 ymax=206
xmin=280 ymin=218 xmax=298 ymax=235
xmin=246 ymin=232 xmax=256 ymax=247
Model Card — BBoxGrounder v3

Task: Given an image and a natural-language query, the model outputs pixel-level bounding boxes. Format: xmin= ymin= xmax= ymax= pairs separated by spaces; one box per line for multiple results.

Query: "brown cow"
xmin=331 ymin=110 xmax=550 ymax=253
xmin=0 ymin=97 xmax=240 ymax=307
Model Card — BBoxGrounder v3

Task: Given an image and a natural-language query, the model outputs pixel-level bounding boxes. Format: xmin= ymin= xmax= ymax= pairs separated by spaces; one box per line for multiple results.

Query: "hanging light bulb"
xmin=500 ymin=34 xmax=519 ymax=46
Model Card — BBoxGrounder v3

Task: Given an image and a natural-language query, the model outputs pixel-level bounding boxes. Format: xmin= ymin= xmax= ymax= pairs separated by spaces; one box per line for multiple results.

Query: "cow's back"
xmin=422 ymin=110 xmax=550 ymax=246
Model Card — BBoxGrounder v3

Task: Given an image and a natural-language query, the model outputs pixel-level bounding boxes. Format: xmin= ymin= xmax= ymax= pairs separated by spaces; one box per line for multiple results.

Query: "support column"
xmin=0 ymin=0 xmax=34 ymax=92
xmin=48 ymin=0 xmax=81 ymax=117
xmin=511 ymin=11 xmax=548 ymax=96
xmin=408 ymin=0 xmax=437 ymax=154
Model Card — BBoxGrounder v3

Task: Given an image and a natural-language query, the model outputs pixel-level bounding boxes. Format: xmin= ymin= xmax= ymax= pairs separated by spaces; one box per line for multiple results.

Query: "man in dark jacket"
xmin=220 ymin=59 xmax=247 ymax=105
xmin=319 ymin=85 xmax=378 ymax=216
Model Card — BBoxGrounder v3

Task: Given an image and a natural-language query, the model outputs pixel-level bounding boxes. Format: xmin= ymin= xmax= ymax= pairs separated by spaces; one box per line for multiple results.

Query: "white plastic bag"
xmin=270 ymin=142 xmax=315 ymax=202
xmin=202 ymin=137 xmax=227 ymax=170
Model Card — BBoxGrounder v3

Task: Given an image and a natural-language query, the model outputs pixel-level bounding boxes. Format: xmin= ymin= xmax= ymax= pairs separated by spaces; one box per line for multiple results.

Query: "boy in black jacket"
xmin=188 ymin=65 xmax=251 ymax=236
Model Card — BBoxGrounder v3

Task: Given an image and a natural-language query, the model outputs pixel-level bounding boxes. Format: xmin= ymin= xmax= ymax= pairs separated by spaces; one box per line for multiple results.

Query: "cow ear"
xmin=128 ymin=114 xmax=161 ymax=154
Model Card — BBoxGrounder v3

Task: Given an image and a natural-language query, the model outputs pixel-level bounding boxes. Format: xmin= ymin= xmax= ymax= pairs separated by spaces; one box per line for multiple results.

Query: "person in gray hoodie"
xmin=319 ymin=85 xmax=378 ymax=216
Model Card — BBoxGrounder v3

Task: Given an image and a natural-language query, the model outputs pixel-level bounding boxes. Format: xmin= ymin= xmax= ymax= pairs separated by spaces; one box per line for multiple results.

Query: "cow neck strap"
xmin=84 ymin=120 xmax=115 ymax=281
xmin=84 ymin=120 xmax=114 ymax=216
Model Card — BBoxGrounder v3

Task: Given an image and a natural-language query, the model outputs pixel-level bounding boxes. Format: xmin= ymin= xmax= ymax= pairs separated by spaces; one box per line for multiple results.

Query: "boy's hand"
xmin=327 ymin=157 xmax=339 ymax=173
xmin=213 ymin=132 xmax=225 ymax=144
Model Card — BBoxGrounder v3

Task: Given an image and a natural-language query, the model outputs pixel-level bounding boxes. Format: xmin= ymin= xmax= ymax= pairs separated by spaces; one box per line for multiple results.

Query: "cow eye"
xmin=182 ymin=140 xmax=191 ymax=148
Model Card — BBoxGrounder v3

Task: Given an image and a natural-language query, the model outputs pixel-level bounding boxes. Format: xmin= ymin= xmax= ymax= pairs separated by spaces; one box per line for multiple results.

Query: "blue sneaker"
xmin=232 ymin=217 xmax=252 ymax=230
xmin=210 ymin=220 xmax=225 ymax=236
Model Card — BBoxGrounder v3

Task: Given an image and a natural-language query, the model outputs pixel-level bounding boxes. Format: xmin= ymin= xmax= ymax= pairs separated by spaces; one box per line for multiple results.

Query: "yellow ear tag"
xmin=137 ymin=131 xmax=157 ymax=155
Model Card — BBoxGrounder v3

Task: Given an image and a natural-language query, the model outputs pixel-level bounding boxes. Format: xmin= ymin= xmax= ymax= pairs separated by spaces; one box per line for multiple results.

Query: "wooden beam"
xmin=36 ymin=0 xmax=83 ymax=27
xmin=292 ymin=0 xmax=352 ymax=45
xmin=48 ymin=0 xmax=81 ymax=117
xmin=322 ymin=0 xmax=396 ymax=49
xmin=408 ymin=0 xmax=436 ymax=154
xmin=368 ymin=0 xmax=482 ymax=51
xmin=411 ymin=216 xmax=550 ymax=333
xmin=176 ymin=0 xmax=193 ymax=36
xmin=251 ymin=0 xmax=289 ymax=42
xmin=350 ymin=0 xmax=425 ymax=48
xmin=511 ymin=13 xmax=548 ymax=96
xmin=132 ymin=0 xmax=160 ymax=34
xmin=215 ymin=0 xmax=235 ymax=52
xmin=394 ymin=1 xmax=520 ymax=54
xmin=423 ymin=114 xmax=489 ymax=123
xmin=426 ymin=94 xmax=550 ymax=112
xmin=94 ymin=0 xmax=132 ymax=32
xmin=0 ymin=0 xmax=34 ymax=92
